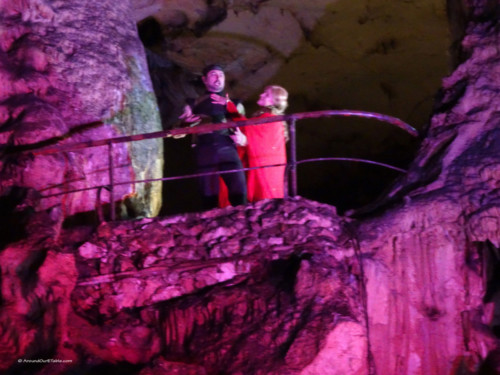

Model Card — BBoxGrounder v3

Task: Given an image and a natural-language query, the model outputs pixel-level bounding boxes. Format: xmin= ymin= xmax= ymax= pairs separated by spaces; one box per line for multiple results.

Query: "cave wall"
xmin=358 ymin=0 xmax=500 ymax=372
xmin=0 ymin=0 xmax=499 ymax=374
xmin=0 ymin=0 xmax=163 ymax=219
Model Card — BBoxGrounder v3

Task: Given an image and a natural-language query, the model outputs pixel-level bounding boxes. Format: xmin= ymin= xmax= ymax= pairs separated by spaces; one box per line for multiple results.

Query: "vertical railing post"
xmin=108 ymin=141 xmax=116 ymax=221
xmin=288 ymin=117 xmax=298 ymax=197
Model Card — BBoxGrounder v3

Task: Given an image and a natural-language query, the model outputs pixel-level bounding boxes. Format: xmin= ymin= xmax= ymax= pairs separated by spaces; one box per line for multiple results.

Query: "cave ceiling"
xmin=132 ymin=0 xmax=451 ymax=211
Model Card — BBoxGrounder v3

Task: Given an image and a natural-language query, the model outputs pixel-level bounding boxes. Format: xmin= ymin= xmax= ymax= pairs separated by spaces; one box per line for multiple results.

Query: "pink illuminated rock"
xmin=0 ymin=1 xmax=499 ymax=375
xmin=0 ymin=0 xmax=163 ymax=219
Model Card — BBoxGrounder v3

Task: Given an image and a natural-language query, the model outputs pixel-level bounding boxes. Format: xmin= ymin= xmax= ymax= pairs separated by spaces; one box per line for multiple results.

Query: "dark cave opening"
xmin=154 ymin=102 xmax=421 ymax=216
xmin=482 ymin=241 xmax=500 ymax=338
xmin=134 ymin=0 xmax=458 ymax=219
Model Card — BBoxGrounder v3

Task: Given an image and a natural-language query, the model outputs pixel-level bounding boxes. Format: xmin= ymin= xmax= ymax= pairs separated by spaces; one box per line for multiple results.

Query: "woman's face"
xmin=257 ymin=88 xmax=274 ymax=107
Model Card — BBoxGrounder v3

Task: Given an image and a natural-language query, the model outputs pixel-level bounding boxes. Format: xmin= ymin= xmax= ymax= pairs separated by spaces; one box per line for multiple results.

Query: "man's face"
xmin=202 ymin=69 xmax=225 ymax=93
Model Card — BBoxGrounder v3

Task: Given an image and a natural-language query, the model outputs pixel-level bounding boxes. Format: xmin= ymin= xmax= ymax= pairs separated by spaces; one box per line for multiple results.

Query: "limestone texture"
xmin=0 ymin=0 xmax=500 ymax=375
xmin=0 ymin=0 xmax=163 ymax=219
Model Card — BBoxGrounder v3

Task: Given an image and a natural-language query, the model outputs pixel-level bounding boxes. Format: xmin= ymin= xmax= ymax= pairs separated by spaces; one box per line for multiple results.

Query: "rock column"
xmin=0 ymin=0 xmax=163 ymax=219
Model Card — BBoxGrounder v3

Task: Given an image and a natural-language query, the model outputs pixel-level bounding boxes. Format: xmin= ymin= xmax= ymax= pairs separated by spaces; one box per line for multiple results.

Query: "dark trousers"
xmin=194 ymin=142 xmax=247 ymax=209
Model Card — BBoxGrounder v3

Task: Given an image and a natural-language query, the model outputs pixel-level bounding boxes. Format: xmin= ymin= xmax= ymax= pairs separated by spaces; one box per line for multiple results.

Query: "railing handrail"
xmin=27 ymin=109 xmax=417 ymax=156
xmin=16 ymin=109 xmax=418 ymax=221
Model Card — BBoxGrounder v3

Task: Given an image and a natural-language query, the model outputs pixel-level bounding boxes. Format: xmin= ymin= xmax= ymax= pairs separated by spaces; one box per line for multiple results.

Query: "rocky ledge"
xmin=1 ymin=197 xmax=370 ymax=375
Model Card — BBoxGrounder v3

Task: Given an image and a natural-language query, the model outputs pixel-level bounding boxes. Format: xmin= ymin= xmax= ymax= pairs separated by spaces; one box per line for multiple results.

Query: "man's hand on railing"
xmin=230 ymin=127 xmax=247 ymax=146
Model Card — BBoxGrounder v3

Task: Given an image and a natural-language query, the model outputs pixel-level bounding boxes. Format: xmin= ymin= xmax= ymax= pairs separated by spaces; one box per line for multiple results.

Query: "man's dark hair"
xmin=202 ymin=64 xmax=224 ymax=76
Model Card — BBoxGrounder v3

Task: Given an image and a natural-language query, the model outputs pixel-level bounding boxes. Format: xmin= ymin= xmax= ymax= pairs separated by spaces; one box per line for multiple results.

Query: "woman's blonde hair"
xmin=266 ymin=85 xmax=288 ymax=114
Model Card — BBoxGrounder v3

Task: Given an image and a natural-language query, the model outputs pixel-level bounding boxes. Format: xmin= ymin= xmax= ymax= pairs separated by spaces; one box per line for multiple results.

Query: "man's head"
xmin=202 ymin=64 xmax=225 ymax=93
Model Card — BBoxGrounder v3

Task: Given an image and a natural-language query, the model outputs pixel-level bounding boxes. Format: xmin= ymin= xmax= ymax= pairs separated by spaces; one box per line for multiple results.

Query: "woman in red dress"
xmin=218 ymin=85 xmax=289 ymax=205
xmin=242 ymin=85 xmax=289 ymax=202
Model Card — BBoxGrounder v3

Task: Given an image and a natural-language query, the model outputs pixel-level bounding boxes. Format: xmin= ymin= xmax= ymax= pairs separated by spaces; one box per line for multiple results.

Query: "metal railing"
xmin=28 ymin=110 xmax=418 ymax=221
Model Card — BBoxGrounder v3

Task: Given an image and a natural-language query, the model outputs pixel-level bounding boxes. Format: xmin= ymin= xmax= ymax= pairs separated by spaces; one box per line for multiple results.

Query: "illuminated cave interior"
xmin=136 ymin=0 xmax=451 ymax=215
xmin=1 ymin=1 xmax=500 ymax=375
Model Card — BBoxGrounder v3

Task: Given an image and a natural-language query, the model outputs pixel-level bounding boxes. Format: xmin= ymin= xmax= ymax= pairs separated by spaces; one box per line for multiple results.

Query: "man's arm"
xmin=179 ymin=104 xmax=201 ymax=124
xmin=171 ymin=105 xmax=201 ymax=139
xmin=209 ymin=93 xmax=247 ymax=145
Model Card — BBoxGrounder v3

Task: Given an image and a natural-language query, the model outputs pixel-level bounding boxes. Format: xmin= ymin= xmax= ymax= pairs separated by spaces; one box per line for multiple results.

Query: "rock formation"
xmin=0 ymin=0 xmax=163 ymax=219
xmin=0 ymin=0 xmax=499 ymax=375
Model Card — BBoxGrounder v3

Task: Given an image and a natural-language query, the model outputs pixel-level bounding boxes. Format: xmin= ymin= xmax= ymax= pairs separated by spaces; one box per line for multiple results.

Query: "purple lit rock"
xmin=0 ymin=0 xmax=163 ymax=219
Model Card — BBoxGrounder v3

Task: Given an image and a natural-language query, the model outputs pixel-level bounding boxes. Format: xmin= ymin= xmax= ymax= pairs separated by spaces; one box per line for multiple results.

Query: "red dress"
xmin=219 ymin=104 xmax=287 ymax=206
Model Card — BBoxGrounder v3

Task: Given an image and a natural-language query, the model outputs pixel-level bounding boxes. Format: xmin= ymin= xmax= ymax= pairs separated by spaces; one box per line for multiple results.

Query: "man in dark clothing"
xmin=179 ymin=64 xmax=247 ymax=210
